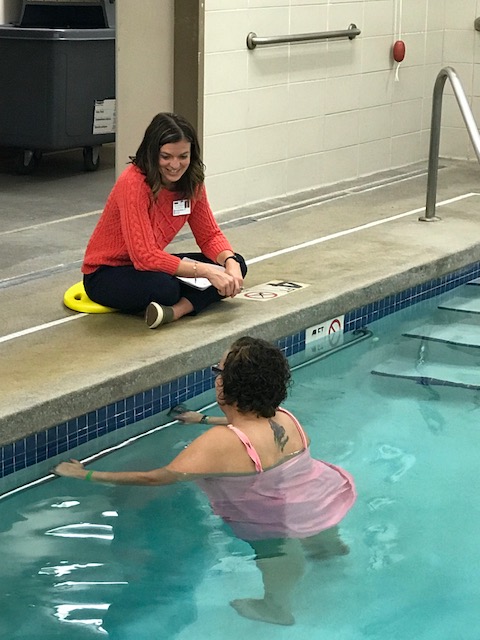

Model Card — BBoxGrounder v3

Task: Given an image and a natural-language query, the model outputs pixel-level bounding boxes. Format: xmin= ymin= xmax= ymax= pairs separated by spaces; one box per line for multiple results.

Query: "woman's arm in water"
xmin=52 ymin=459 xmax=184 ymax=486
xmin=52 ymin=425 xmax=247 ymax=485
xmin=176 ymin=410 xmax=228 ymax=426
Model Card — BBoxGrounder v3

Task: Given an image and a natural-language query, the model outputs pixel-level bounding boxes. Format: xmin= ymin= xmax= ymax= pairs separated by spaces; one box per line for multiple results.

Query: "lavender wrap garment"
xmin=194 ymin=408 xmax=356 ymax=540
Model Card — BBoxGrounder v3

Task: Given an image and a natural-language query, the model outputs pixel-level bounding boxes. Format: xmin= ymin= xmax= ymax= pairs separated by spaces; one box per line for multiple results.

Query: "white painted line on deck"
xmin=0 ymin=314 xmax=86 ymax=344
xmin=247 ymin=192 xmax=479 ymax=264
xmin=1 ymin=192 xmax=478 ymax=345
xmin=0 ymin=263 xmax=79 ymax=287
xmin=0 ymin=209 xmax=102 ymax=236
xmin=353 ymin=170 xmax=429 ymax=194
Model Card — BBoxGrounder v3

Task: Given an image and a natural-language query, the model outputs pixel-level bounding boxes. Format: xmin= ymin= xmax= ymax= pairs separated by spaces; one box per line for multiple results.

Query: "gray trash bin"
xmin=0 ymin=0 xmax=115 ymax=173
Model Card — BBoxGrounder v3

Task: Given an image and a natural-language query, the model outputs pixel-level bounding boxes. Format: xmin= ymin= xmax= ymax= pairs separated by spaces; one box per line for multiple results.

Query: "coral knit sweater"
xmin=82 ymin=165 xmax=233 ymax=276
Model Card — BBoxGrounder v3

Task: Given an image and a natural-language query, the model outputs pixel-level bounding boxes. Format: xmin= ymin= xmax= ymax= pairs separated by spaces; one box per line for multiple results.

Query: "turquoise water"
xmin=1 ymin=287 xmax=479 ymax=639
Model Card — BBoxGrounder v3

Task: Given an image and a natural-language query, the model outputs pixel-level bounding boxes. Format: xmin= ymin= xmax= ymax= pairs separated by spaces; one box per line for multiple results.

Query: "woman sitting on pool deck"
xmin=81 ymin=112 xmax=247 ymax=328
xmin=53 ymin=337 xmax=356 ymax=626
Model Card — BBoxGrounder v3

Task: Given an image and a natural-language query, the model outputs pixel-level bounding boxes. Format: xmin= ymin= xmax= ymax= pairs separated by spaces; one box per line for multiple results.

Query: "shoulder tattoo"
xmin=268 ymin=418 xmax=289 ymax=452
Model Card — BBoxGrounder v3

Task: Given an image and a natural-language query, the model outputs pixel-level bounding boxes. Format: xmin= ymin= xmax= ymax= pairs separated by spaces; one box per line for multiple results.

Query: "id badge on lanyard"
xmin=172 ymin=200 xmax=191 ymax=216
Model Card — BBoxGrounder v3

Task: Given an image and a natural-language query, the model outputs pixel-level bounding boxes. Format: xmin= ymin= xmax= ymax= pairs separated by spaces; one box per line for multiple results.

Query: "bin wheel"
xmin=83 ymin=146 xmax=101 ymax=172
xmin=14 ymin=150 xmax=42 ymax=175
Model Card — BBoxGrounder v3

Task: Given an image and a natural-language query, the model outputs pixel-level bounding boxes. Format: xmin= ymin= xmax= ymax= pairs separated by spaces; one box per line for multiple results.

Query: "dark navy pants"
xmin=83 ymin=252 xmax=247 ymax=314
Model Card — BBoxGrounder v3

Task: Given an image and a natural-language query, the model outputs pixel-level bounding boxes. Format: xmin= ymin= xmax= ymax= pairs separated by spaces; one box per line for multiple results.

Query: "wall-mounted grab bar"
xmin=420 ymin=67 xmax=480 ymax=221
xmin=246 ymin=23 xmax=360 ymax=50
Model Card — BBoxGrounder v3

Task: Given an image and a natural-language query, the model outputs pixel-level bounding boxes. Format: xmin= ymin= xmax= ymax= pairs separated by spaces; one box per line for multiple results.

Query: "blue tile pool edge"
xmin=2 ymin=259 xmax=480 ymax=481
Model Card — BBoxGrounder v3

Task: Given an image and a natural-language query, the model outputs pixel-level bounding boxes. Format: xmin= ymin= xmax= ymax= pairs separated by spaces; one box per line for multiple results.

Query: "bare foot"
xmin=309 ymin=540 xmax=350 ymax=560
xmin=230 ymin=598 xmax=295 ymax=626
xmin=301 ymin=530 xmax=350 ymax=560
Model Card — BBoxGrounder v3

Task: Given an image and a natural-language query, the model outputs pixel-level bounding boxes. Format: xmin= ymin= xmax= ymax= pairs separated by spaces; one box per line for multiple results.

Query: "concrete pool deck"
xmin=1 ymin=157 xmax=479 ymax=447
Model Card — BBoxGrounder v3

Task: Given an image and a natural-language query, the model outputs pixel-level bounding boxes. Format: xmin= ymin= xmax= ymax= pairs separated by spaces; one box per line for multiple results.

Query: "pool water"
xmin=1 ymin=286 xmax=479 ymax=640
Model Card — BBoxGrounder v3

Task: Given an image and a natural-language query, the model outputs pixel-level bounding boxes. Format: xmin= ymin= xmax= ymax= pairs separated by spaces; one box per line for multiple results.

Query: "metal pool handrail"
xmin=420 ymin=66 xmax=480 ymax=221
xmin=246 ymin=23 xmax=360 ymax=50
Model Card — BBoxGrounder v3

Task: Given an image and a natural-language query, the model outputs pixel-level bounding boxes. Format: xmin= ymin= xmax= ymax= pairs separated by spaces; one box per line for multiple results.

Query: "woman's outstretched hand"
xmin=176 ymin=411 xmax=204 ymax=424
xmin=176 ymin=412 xmax=228 ymax=426
xmin=52 ymin=459 xmax=87 ymax=479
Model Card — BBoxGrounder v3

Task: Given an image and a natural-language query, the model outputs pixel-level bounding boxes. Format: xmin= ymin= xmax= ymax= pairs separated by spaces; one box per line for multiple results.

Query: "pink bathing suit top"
xmin=194 ymin=407 xmax=357 ymax=540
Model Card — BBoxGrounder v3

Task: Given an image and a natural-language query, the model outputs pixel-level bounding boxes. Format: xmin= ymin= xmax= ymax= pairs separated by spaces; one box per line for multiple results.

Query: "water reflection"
xmin=0 ymin=470 xmax=215 ymax=639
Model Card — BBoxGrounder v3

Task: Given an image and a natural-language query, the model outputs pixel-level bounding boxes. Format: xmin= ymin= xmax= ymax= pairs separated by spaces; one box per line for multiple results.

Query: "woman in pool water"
xmin=54 ymin=337 xmax=356 ymax=626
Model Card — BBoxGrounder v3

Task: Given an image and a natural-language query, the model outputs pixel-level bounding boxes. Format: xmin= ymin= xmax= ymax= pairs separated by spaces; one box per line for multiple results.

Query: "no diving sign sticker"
xmin=239 ymin=280 xmax=309 ymax=302
xmin=305 ymin=316 xmax=345 ymax=356
xmin=305 ymin=316 xmax=345 ymax=343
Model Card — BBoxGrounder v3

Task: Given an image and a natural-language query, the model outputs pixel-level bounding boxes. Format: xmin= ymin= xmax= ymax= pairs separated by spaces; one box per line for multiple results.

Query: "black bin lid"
xmin=18 ymin=1 xmax=114 ymax=29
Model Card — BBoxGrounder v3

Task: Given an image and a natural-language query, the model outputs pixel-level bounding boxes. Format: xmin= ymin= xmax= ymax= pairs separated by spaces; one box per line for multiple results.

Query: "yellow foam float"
xmin=63 ymin=281 xmax=116 ymax=314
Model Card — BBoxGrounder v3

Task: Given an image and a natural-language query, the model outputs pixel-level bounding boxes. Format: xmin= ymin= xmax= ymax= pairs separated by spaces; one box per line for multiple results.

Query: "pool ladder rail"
xmin=371 ymin=278 xmax=480 ymax=390
xmin=421 ymin=67 xmax=480 ymax=221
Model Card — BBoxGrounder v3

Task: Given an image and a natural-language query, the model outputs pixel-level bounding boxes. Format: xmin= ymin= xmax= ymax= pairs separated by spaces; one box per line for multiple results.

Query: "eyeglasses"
xmin=211 ymin=364 xmax=223 ymax=376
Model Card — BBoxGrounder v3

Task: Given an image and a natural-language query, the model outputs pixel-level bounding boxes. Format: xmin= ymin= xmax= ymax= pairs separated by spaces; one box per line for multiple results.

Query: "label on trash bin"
xmin=93 ymin=99 xmax=116 ymax=135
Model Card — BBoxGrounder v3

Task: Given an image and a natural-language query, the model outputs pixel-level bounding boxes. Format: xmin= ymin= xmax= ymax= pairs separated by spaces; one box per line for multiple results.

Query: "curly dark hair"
xmin=220 ymin=337 xmax=292 ymax=418
xmin=131 ymin=112 xmax=205 ymax=199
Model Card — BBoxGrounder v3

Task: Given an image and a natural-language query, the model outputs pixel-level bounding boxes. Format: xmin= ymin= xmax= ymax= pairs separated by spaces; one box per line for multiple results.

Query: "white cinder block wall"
xmin=203 ymin=0 xmax=480 ymax=215
xmin=2 ymin=0 xmax=480 ymax=215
